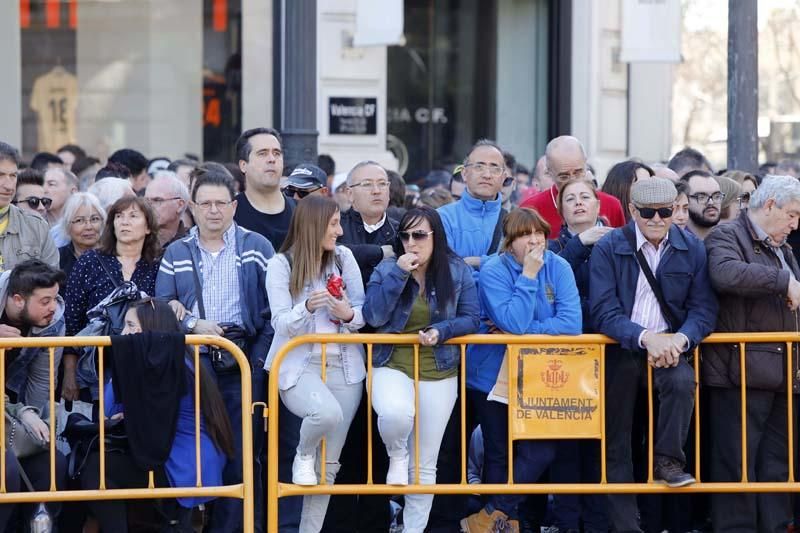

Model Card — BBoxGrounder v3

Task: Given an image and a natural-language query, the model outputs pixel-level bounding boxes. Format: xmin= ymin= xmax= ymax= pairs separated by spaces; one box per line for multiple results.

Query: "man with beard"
xmin=0 ymin=259 xmax=65 ymax=411
xmin=681 ymin=170 xmax=722 ymax=239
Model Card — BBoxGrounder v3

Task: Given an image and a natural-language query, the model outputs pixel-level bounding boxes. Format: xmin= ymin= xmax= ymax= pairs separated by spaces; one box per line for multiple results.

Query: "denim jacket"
xmin=363 ymin=255 xmax=480 ymax=370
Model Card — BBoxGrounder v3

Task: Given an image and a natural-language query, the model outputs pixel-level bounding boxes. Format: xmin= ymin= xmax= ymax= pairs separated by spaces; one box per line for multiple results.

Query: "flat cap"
xmin=630 ymin=177 xmax=677 ymax=206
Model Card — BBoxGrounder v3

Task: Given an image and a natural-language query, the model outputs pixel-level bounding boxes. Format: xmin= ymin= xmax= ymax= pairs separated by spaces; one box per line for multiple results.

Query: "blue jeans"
xmin=470 ymin=390 xmax=556 ymax=519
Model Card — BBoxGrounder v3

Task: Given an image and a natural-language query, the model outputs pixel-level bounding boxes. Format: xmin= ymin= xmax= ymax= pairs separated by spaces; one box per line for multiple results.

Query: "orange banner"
xmin=508 ymin=343 xmax=601 ymax=439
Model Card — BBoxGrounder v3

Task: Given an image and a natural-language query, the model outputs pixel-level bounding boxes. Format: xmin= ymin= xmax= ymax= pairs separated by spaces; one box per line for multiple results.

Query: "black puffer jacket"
xmin=337 ymin=208 xmax=398 ymax=287
xmin=704 ymin=212 xmax=800 ymax=391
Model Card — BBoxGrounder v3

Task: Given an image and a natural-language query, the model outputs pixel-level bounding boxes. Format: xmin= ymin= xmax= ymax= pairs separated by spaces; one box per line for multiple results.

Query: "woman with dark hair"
xmin=62 ymin=196 xmax=161 ymax=401
xmin=80 ymin=298 xmax=233 ymax=532
xmin=264 ymin=195 xmax=365 ymax=532
xmin=363 ymin=206 xmax=479 ymax=532
xmin=673 ymin=181 xmax=691 ymax=231
xmin=462 ymin=207 xmax=581 ymax=531
xmin=602 ymin=160 xmax=655 ymax=221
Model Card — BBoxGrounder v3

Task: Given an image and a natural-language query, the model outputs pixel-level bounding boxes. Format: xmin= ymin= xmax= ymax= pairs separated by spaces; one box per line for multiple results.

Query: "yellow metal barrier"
xmin=267 ymin=332 xmax=800 ymax=532
xmin=0 ymin=335 xmax=254 ymax=531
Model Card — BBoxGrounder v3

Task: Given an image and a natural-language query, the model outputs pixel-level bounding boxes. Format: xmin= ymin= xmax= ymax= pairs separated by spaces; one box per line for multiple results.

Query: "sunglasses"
xmin=13 ymin=196 xmax=52 ymax=209
xmin=637 ymin=206 xmax=673 ymax=219
xmin=399 ymin=230 xmax=434 ymax=242
xmin=285 ymin=186 xmax=322 ymax=199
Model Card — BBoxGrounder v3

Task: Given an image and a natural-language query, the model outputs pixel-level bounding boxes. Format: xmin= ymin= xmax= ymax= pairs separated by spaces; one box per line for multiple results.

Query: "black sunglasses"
xmin=637 ymin=206 xmax=673 ymax=219
xmin=284 ymin=186 xmax=321 ymax=199
xmin=13 ymin=196 xmax=52 ymax=209
xmin=399 ymin=230 xmax=434 ymax=242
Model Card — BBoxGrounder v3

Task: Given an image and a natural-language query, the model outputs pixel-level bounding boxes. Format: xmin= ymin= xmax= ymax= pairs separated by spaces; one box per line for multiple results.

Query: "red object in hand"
xmin=326 ymin=274 xmax=345 ymax=299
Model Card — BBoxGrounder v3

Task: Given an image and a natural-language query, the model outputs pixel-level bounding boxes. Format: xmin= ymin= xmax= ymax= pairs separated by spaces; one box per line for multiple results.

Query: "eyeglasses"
xmin=349 ymin=180 xmax=390 ymax=190
xmin=689 ymin=192 xmax=725 ymax=204
xmin=737 ymin=192 xmax=751 ymax=207
xmin=555 ymin=168 xmax=587 ymax=182
xmin=636 ymin=206 xmax=674 ymax=219
xmin=285 ymin=186 xmax=322 ymax=199
xmin=502 ymin=176 xmax=514 ymax=187
xmin=13 ymin=197 xmax=52 ymax=210
xmin=399 ymin=230 xmax=434 ymax=242
xmin=194 ymin=200 xmax=234 ymax=211
xmin=463 ymin=162 xmax=506 ymax=177
xmin=147 ymin=196 xmax=182 ymax=205
xmin=71 ymin=215 xmax=103 ymax=226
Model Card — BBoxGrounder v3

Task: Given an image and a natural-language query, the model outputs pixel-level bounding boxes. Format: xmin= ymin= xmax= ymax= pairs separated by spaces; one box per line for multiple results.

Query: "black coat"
xmin=337 ymin=208 xmax=398 ymax=287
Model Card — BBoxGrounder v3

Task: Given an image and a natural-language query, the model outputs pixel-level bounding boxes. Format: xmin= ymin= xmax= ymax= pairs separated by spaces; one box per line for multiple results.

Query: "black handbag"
xmin=62 ymin=412 xmax=128 ymax=479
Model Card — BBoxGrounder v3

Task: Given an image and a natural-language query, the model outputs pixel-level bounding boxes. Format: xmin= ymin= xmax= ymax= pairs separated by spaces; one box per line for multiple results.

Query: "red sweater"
xmin=520 ymin=185 xmax=627 ymax=239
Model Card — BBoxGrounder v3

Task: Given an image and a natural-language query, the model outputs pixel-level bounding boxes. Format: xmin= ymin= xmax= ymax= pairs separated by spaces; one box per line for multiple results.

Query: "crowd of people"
xmin=0 ymin=129 xmax=798 ymax=533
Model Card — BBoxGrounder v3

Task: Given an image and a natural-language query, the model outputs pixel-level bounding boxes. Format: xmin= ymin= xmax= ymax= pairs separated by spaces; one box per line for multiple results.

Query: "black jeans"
xmin=708 ymin=386 xmax=791 ymax=533
xmin=605 ymin=349 xmax=695 ymax=532
xmin=549 ymin=439 xmax=608 ymax=532
xmin=0 ymin=449 xmax=66 ymax=531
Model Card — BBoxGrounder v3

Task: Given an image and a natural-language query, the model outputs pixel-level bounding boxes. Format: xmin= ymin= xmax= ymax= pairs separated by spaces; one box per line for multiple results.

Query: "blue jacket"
xmin=438 ymin=190 xmax=503 ymax=275
xmin=156 ymin=224 xmax=275 ymax=365
xmin=467 ymin=251 xmax=582 ymax=393
xmin=363 ymin=256 xmax=480 ymax=370
xmin=548 ymin=224 xmax=596 ymax=332
xmin=588 ymin=222 xmax=717 ymax=352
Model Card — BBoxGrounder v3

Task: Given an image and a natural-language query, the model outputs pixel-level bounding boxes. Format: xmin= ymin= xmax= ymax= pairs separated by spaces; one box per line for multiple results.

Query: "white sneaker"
xmin=292 ymin=453 xmax=317 ymax=485
xmin=386 ymin=455 xmax=409 ymax=486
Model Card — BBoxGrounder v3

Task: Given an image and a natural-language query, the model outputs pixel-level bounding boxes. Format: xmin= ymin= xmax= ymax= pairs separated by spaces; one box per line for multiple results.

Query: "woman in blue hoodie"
xmin=462 ymin=207 xmax=581 ymax=532
xmin=363 ymin=206 xmax=479 ymax=533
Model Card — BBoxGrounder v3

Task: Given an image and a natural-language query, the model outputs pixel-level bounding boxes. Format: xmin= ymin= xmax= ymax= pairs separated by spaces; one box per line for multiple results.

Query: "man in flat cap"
xmin=589 ymin=177 xmax=717 ymax=532
xmin=704 ymin=175 xmax=800 ymax=532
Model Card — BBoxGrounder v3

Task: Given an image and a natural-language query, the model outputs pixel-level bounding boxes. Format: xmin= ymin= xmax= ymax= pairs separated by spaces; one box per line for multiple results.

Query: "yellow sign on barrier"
xmin=509 ymin=343 xmax=601 ymax=439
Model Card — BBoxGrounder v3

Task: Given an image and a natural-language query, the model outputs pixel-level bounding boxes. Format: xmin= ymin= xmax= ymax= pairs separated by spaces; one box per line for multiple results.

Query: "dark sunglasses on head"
xmin=13 ymin=196 xmax=52 ymax=209
xmin=637 ymin=206 xmax=673 ymax=219
xmin=399 ymin=230 xmax=434 ymax=242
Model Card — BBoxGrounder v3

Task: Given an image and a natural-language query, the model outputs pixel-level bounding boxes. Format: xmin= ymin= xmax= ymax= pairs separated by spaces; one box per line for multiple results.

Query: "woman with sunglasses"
xmin=462 ymin=207 xmax=581 ymax=531
xmin=53 ymin=192 xmax=106 ymax=279
xmin=264 ymin=195 xmax=365 ymax=532
xmin=362 ymin=206 xmax=479 ymax=533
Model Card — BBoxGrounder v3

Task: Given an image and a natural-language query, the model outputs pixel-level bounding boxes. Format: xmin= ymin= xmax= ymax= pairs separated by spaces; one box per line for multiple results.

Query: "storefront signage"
xmin=507 ymin=344 xmax=601 ymax=439
xmin=329 ymin=97 xmax=377 ymax=135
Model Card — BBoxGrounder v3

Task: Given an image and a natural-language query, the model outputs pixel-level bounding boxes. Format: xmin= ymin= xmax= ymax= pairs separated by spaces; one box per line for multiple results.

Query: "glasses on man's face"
xmin=13 ymin=196 xmax=52 ymax=210
xmin=463 ymin=162 xmax=506 ymax=178
xmin=689 ymin=192 xmax=725 ymax=204
xmin=502 ymin=176 xmax=514 ymax=187
xmin=285 ymin=186 xmax=322 ymax=199
xmin=195 ymin=200 xmax=233 ymax=211
xmin=636 ymin=206 xmax=674 ymax=219
xmin=148 ymin=196 xmax=181 ymax=205
xmin=349 ymin=180 xmax=390 ymax=191
xmin=555 ymin=168 xmax=587 ymax=182
xmin=399 ymin=230 xmax=434 ymax=242
xmin=71 ymin=215 xmax=103 ymax=226
xmin=737 ymin=192 xmax=751 ymax=207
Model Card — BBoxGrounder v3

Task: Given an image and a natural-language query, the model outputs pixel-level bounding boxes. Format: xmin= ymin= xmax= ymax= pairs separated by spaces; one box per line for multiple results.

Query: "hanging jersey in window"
xmin=29 ymin=67 xmax=78 ymax=153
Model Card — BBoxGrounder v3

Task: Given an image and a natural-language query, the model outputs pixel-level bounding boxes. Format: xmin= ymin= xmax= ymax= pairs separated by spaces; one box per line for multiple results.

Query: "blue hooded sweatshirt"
xmin=437 ymin=190 xmax=503 ymax=276
xmin=466 ymin=250 xmax=582 ymax=394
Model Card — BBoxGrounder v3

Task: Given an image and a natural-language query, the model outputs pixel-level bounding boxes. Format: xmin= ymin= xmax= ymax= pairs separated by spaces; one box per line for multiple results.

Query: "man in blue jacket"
xmin=589 ymin=178 xmax=717 ymax=532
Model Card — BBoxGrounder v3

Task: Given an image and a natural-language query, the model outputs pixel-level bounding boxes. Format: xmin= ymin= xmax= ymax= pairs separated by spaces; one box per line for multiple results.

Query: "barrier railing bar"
xmin=646 ymin=365 xmax=654 ymax=484
xmin=739 ymin=341 xmax=748 ymax=483
xmin=507 ymin=349 xmax=515 ymax=485
xmin=366 ymin=343 xmax=373 ymax=485
xmin=413 ymin=343 xmax=420 ymax=486
xmin=459 ymin=343 xmax=467 ymax=485
xmin=195 ymin=344 xmax=202 ymax=488
xmin=694 ymin=346 xmax=701 ymax=481
xmin=148 ymin=471 xmax=155 ymax=489
xmin=98 ymin=345 xmax=106 ymax=490
xmin=320 ymin=342 xmax=327 ymax=485
xmin=600 ymin=344 xmax=607 ymax=484
xmin=48 ymin=346 xmax=56 ymax=491
xmin=787 ymin=341 xmax=794 ymax=483
xmin=1 ymin=348 xmax=5 ymax=493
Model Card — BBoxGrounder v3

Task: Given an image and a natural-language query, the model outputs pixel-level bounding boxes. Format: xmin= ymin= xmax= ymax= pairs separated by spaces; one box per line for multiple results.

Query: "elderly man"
xmin=681 ymin=170 xmax=722 ymax=239
xmin=521 ymin=136 xmax=626 ymax=239
xmin=589 ymin=178 xmax=717 ymax=532
xmin=144 ymin=170 xmax=190 ymax=248
xmin=704 ymin=175 xmax=800 ymax=532
xmin=43 ymin=166 xmax=78 ymax=226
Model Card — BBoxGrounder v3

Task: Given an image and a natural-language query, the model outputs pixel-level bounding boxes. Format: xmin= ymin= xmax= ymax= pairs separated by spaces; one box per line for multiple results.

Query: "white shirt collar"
xmin=363 ymin=213 xmax=387 ymax=234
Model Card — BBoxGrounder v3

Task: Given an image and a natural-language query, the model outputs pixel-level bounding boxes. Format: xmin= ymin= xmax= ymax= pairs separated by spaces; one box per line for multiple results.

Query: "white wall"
xmin=242 ymin=0 xmax=273 ymax=131
xmin=0 ymin=2 xmax=22 ymax=149
xmin=628 ymin=62 xmax=674 ymax=164
xmin=316 ymin=0 xmax=397 ymax=174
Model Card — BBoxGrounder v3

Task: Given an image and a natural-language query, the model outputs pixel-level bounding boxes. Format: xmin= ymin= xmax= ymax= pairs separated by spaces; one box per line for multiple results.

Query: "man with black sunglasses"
xmin=282 ymin=163 xmax=328 ymax=201
xmin=589 ymin=178 xmax=717 ymax=532
xmin=13 ymin=168 xmax=51 ymax=218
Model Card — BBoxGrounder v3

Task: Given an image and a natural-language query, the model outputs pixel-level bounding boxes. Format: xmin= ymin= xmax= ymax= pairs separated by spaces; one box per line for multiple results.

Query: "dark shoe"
xmin=654 ymin=455 xmax=695 ymax=487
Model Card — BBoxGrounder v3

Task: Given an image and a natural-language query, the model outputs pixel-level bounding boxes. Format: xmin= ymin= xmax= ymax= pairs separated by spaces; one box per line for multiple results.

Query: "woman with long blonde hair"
xmin=264 ymin=195 xmax=365 ymax=532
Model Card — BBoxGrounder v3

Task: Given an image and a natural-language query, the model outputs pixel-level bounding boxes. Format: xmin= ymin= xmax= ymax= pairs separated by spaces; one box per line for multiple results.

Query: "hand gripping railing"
xmin=0 ymin=335 xmax=254 ymax=532
xmin=267 ymin=332 xmax=800 ymax=532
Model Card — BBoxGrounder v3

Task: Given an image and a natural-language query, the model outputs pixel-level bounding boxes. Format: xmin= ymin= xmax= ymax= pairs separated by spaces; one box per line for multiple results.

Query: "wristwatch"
xmin=186 ymin=315 xmax=198 ymax=333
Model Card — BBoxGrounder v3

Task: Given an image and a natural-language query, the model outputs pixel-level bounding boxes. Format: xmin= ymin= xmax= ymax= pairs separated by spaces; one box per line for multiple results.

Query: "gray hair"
xmin=346 ymin=160 xmax=385 ymax=186
xmin=748 ymin=175 xmax=800 ymax=211
xmin=150 ymin=170 xmax=190 ymax=213
xmin=45 ymin=167 xmax=79 ymax=188
xmin=88 ymin=177 xmax=135 ymax=211
xmin=52 ymin=192 xmax=107 ymax=244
